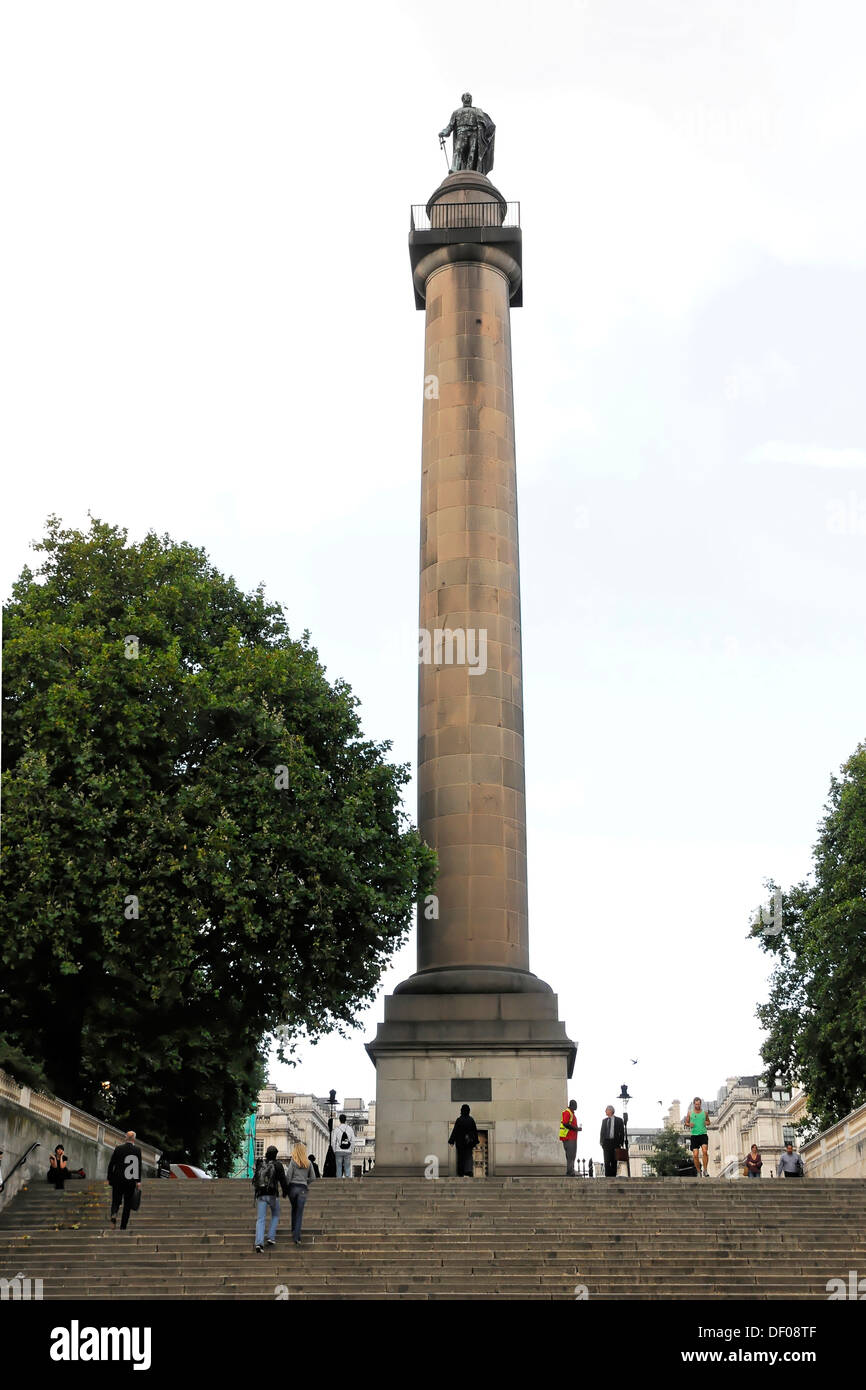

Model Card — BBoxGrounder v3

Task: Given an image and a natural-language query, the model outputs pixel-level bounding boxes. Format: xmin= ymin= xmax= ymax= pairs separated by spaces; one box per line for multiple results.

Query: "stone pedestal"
xmin=367 ymin=991 xmax=574 ymax=1175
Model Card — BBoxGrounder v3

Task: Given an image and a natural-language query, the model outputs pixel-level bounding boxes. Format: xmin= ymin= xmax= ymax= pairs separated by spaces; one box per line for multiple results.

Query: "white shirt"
xmin=333 ymin=1124 xmax=355 ymax=1152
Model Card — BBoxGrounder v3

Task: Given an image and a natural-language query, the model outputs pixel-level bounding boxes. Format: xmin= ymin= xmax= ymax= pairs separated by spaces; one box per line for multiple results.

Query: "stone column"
xmin=366 ymin=171 xmax=575 ymax=1175
xmin=401 ymin=170 xmax=542 ymax=996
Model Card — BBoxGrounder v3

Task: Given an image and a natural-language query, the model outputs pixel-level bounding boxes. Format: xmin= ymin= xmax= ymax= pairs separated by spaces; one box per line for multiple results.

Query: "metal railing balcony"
xmin=410 ymin=201 xmax=520 ymax=232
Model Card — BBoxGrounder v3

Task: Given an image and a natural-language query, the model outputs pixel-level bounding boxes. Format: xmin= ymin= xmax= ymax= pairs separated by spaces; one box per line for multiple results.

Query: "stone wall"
xmin=0 ymin=1071 xmax=160 ymax=1213
xmin=802 ymin=1101 xmax=866 ymax=1178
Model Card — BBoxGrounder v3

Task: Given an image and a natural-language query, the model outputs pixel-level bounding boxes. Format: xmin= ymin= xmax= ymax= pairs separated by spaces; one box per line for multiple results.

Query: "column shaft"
xmin=417 ymin=259 xmax=528 ymax=976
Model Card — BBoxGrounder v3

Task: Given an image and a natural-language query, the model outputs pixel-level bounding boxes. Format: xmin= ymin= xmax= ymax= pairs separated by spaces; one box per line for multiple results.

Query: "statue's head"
xmin=461 ymin=92 xmax=472 ymax=106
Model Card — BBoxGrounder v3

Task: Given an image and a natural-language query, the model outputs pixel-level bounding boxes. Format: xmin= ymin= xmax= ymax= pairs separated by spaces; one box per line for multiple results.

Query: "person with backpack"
xmin=253 ymin=1145 xmax=290 ymax=1252
xmin=332 ymin=1113 xmax=355 ymax=1178
xmin=285 ymin=1141 xmax=317 ymax=1245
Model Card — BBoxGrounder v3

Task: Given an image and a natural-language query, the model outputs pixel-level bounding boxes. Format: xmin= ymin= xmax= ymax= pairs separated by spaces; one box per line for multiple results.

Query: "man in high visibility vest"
xmin=559 ymin=1100 xmax=581 ymax=1176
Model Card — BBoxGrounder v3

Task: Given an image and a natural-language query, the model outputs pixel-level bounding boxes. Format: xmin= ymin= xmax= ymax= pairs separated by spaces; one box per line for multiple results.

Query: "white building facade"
xmin=252 ymin=1087 xmax=376 ymax=1176
xmin=710 ymin=1075 xmax=803 ymax=1178
xmin=253 ymin=1086 xmax=332 ymax=1170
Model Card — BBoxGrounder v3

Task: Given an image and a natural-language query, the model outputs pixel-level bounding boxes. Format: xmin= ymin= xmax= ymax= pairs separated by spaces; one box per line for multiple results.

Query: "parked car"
xmin=169 ymin=1163 xmax=211 ymax=1179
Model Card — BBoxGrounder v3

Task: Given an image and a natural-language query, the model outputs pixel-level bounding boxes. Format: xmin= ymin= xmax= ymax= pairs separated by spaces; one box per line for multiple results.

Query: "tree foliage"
xmin=753 ymin=743 xmax=866 ymax=1132
xmin=644 ymin=1124 xmax=691 ymax=1177
xmin=1 ymin=518 xmax=436 ymax=1171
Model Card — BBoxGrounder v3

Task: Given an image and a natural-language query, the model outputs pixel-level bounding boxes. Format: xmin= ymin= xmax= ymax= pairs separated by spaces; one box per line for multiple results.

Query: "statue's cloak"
xmin=475 ymin=109 xmax=495 ymax=174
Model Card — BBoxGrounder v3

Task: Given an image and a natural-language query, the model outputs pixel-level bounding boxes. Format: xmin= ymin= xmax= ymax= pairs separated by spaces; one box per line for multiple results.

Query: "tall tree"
xmin=753 ymin=743 xmax=866 ymax=1132
xmin=644 ymin=1125 xmax=691 ymax=1177
xmin=2 ymin=517 xmax=436 ymax=1171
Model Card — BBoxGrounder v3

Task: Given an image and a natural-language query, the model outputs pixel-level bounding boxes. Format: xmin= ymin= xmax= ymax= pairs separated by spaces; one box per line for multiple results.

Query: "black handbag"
xmin=131 ymin=1186 xmax=142 ymax=1211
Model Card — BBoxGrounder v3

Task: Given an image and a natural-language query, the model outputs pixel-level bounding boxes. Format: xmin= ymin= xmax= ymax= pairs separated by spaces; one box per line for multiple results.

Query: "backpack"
xmin=254 ymin=1159 xmax=278 ymax=1196
xmin=339 ymin=1129 xmax=351 ymax=1150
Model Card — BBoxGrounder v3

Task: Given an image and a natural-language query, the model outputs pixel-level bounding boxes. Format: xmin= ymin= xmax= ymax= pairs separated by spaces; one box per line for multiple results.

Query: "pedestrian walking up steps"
xmin=2 ymin=1177 xmax=865 ymax=1300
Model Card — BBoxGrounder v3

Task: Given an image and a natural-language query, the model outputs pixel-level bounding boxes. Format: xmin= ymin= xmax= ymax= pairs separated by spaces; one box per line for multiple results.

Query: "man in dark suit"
xmin=599 ymin=1106 xmax=625 ymax=1177
xmin=107 ymin=1130 xmax=142 ymax=1230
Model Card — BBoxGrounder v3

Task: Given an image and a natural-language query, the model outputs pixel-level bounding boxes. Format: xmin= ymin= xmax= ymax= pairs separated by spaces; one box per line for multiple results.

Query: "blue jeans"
xmin=336 ymin=1152 xmax=352 ymax=1178
xmin=255 ymin=1195 xmax=280 ymax=1245
xmin=288 ymin=1183 xmax=308 ymax=1239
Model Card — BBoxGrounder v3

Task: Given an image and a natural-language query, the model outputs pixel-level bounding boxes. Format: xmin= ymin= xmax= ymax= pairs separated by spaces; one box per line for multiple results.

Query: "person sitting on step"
xmin=47 ymin=1144 xmax=70 ymax=1189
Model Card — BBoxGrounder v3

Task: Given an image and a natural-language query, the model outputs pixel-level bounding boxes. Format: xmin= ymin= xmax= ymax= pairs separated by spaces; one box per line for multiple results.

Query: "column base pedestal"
xmin=366 ymin=990 xmax=576 ymax=1176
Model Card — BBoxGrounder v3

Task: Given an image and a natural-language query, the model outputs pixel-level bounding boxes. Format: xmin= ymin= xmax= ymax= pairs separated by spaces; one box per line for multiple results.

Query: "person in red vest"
xmin=559 ymin=1099 xmax=581 ymax=1176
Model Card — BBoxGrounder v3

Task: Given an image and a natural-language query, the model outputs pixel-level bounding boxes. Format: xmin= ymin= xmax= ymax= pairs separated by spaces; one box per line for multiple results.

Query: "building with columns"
xmin=253 ymin=1085 xmax=332 ymax=1169
xmin=251 ymin=1087 xmax=376 ymax=1176
xmin=611 ymin=1081 xmax=819 ymax=1179
xmin=710 ymin=1075 xmax=803 ymax=1178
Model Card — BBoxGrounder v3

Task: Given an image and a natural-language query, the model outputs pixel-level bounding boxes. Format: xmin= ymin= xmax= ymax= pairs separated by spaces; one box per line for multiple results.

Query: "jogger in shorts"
xmin=686 ymin=1096 xmax=711 ymax=1176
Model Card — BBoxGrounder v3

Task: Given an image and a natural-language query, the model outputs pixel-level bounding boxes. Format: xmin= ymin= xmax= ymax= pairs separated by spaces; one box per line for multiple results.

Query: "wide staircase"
xmin=2 ymin=1176 xmax=865 ymax=1299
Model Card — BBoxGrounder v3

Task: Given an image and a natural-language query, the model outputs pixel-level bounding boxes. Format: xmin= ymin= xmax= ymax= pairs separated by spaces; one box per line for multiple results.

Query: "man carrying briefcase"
xmin=600 ymin=1105 xmax=626 ymax=1177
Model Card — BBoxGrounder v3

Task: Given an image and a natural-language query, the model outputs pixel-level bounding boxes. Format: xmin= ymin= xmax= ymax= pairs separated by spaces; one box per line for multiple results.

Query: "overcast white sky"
xmin=4 ymin=2 xmax=865 ymax=1161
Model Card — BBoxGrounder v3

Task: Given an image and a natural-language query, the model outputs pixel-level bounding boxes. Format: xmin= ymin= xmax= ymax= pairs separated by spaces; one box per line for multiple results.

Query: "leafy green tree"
xmin=645 ymin=1124 xmax=691 ymax=1176
xmin=2 ymin=517 xmax=436 ymax=1171
xmin=752 ymin=743 xmax=866 ymax=1132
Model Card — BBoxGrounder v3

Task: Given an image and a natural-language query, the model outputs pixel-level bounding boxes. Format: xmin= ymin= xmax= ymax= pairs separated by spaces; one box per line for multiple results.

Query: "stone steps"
xmin=3 ymin=1177 xmax=863 ymax=1299
xmin=16 ymin=1247 xmax=860 ymax=1261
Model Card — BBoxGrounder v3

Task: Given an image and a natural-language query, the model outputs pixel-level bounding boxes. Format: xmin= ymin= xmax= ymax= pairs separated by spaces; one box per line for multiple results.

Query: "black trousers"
xmin=457 ymin=1145 xmax=475 ymax=1177
xmin=601 ymin=1142 xmax=618 ymax=1177
xmin=111 ymin=1180 xmax=137 ymax=1229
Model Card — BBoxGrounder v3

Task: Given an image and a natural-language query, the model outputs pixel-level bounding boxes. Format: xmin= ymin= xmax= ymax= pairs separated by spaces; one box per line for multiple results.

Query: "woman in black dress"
xmin=47 ymin=1144 xmax=69 ymax=1188
xmin=448 ymin=1104 xmax=480 ymax=1177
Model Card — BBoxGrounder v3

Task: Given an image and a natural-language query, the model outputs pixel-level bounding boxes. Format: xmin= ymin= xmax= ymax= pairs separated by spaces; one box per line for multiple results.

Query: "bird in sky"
xmin=630 ymin=1058 xmax=638 ymax=1065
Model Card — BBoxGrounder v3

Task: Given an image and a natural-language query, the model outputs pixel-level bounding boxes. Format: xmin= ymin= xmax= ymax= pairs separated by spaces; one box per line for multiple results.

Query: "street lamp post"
xmin=323 ymin=1088 xmax=337 ymax=1178
xmin=619 ymin=1084 xmax=632 ymax=1178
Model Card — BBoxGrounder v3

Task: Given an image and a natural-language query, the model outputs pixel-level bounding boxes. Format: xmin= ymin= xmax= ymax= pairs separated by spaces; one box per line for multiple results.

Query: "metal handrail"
xmin=411 ymin=201 xmax=520 ymax=232
xmin=0 ymin=1141 xmax=40 ymax=1192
